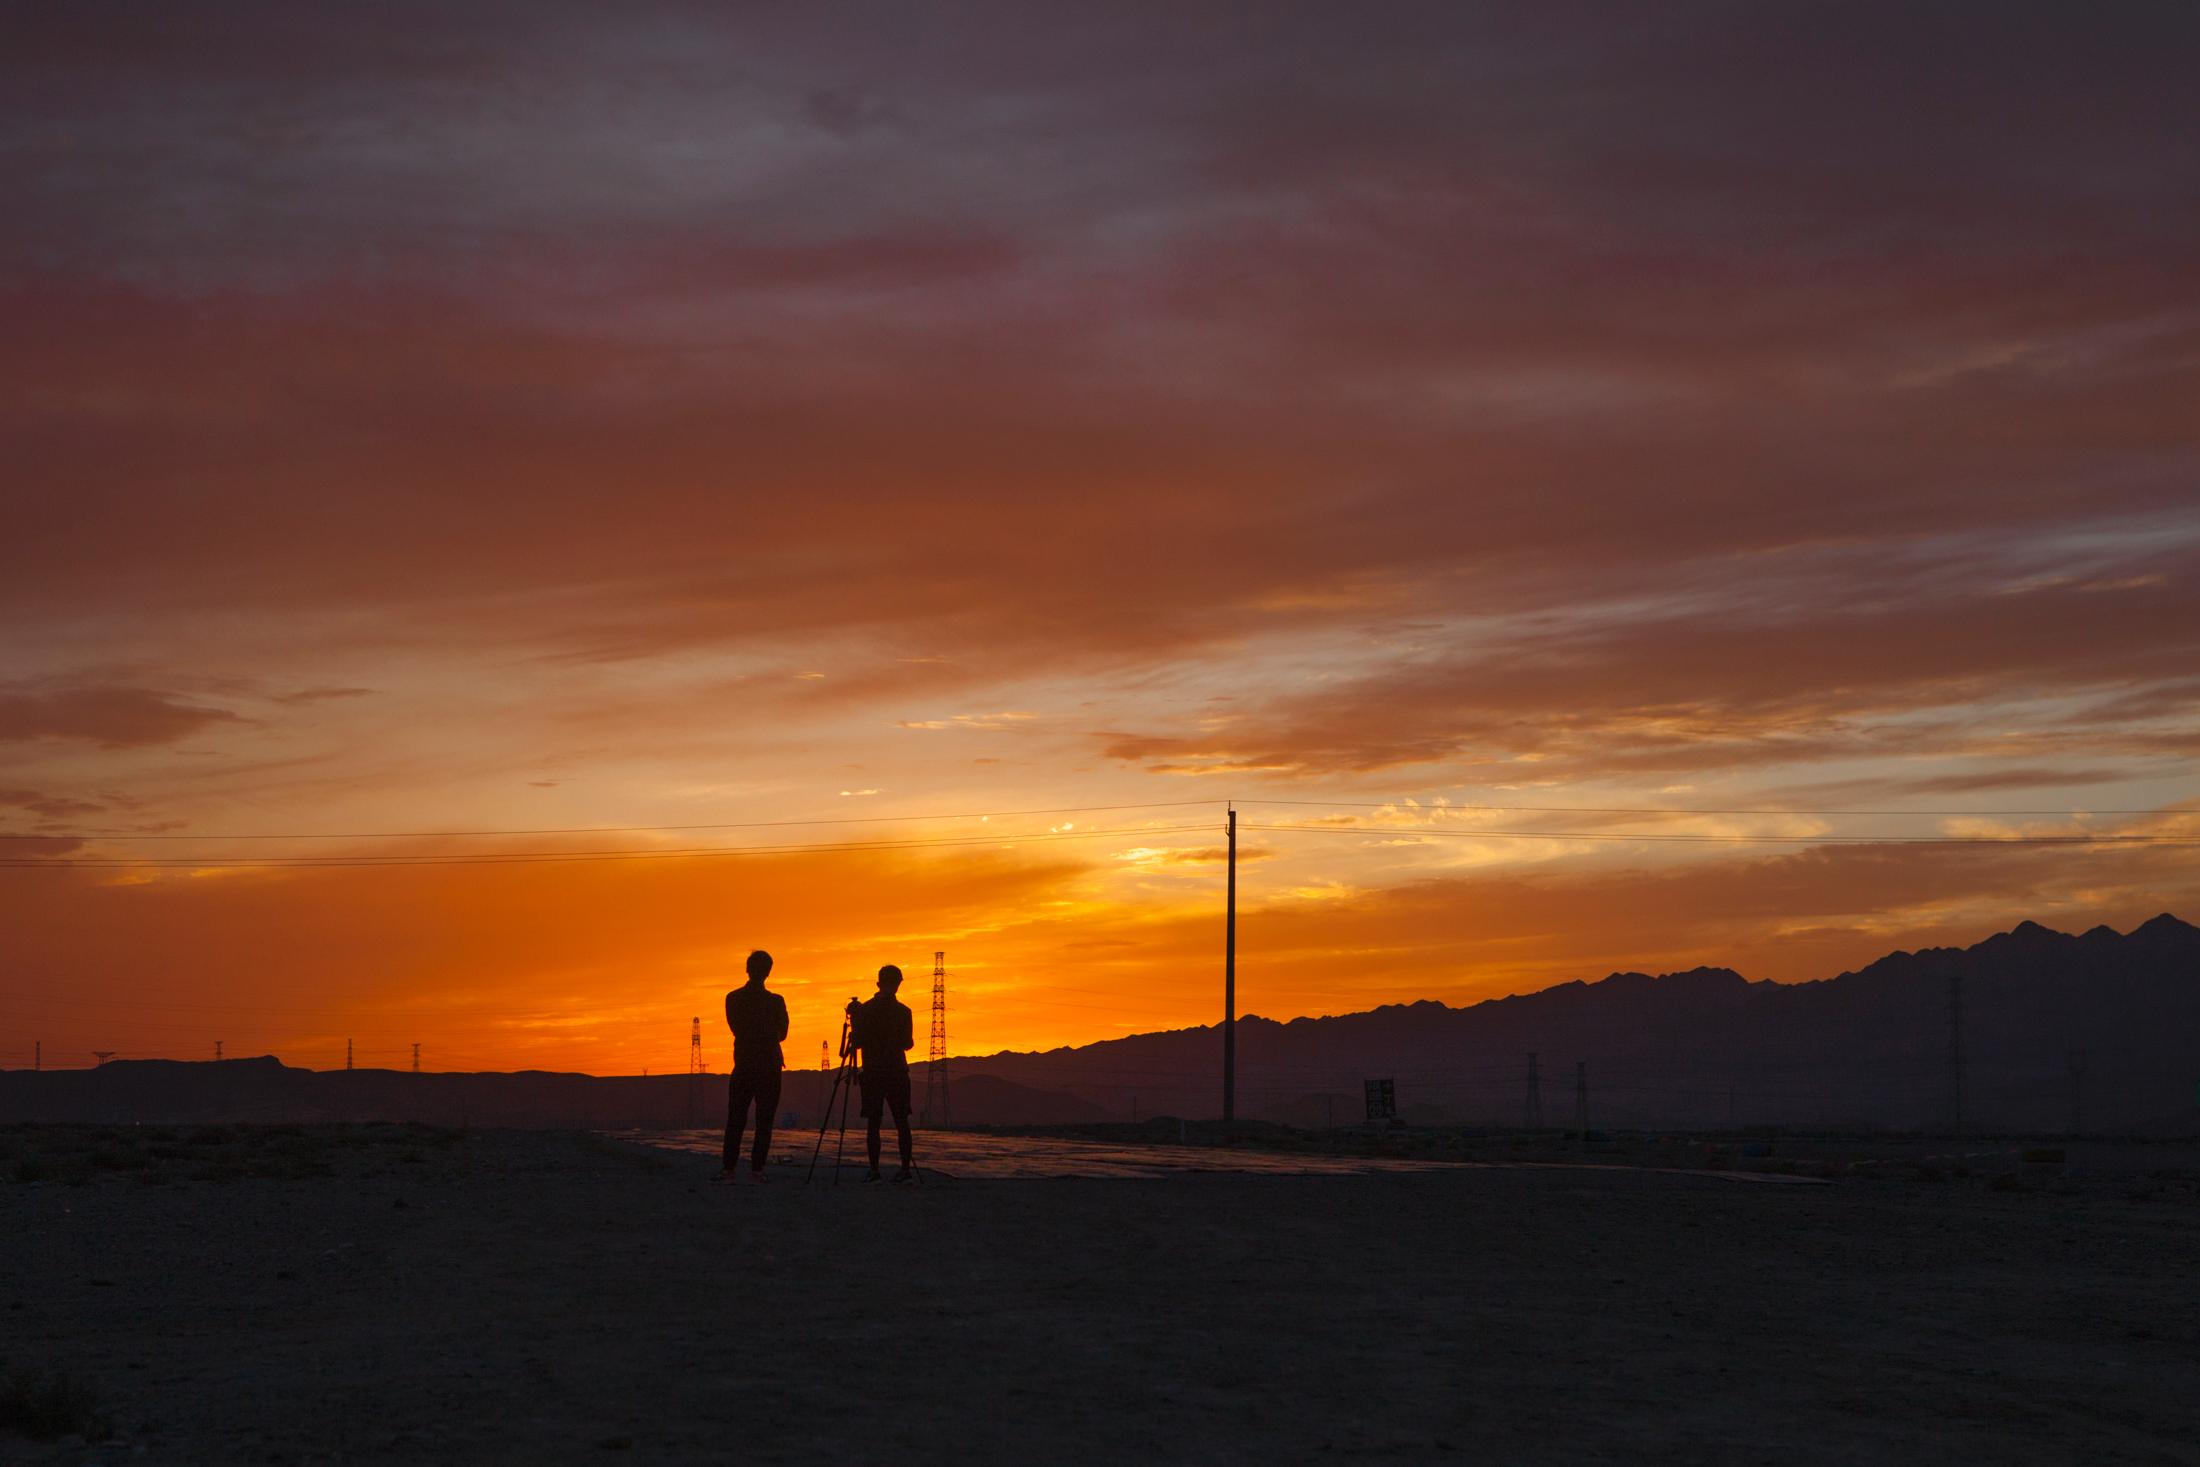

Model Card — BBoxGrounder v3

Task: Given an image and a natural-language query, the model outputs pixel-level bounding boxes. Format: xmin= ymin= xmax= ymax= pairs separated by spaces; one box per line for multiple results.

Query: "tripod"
xmin=806 ymin=1008 xmax=861 ymax=1185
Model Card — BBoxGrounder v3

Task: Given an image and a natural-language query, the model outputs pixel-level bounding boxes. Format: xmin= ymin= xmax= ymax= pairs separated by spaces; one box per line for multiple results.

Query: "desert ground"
xmin=3 ymin=1124 xmax=2196 ymax=1465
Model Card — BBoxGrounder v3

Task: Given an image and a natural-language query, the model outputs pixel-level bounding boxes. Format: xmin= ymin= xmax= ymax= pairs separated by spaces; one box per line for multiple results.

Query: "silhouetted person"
xmin=721 ymin=949 xmax=788 ymax=1183
xmin=853 ymin=963 xmax=916 ymax=1182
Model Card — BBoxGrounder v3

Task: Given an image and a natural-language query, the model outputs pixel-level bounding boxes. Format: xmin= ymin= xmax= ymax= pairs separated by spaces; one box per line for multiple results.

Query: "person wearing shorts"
xmin=853 ymin=964 xmax=916 ymax=1182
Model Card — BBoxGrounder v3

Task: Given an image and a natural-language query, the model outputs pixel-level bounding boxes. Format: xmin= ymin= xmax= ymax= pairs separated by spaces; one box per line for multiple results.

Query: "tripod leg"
xmin=834 ymin=1065 xmax=856 ymax=1186
xmin=807 ymin=1068 xmax=843 ymax=1183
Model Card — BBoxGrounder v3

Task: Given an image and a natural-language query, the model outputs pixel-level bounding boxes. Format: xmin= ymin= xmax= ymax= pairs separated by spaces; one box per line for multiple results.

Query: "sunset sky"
xmin=4 ymin=4 xmax=2197 ymax=1076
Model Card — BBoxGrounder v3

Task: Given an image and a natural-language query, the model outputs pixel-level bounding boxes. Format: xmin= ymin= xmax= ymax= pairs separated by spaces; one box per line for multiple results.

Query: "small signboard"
xmin=1364 ymin=1078 xmax=1396 ymax=1121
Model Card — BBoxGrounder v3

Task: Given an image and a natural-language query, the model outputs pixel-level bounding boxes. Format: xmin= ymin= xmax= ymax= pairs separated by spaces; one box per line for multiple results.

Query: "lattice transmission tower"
xmin=687 ymin=1016 xmax=703 ymax=1125
xmin=921 ymin=950 xmax=949 ymax=1124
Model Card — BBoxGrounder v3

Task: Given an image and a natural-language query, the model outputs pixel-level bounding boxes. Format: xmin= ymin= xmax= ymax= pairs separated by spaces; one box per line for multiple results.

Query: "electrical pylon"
xmin=346 ymin=1038 xmax=353 ymax=1071
xmin=921 ymin=951 xmax=949 ymax=1124
xmin=412 ymin=1042 xmax=421 ymax=1074
xmin=687 ymin=1016 xmax=703 ymax=1126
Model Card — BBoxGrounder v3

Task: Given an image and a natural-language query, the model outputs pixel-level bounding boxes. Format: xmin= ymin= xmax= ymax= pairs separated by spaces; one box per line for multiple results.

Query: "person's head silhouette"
xmin=877 ymin=963 xmax=902 ymax=994
xmin=746 ymin=950 xmax=773 ymax=983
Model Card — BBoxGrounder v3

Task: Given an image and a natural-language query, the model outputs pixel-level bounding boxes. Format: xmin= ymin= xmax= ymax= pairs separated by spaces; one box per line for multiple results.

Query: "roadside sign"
xmin=1364 ymin=1078 xmax=1396 ymax=1121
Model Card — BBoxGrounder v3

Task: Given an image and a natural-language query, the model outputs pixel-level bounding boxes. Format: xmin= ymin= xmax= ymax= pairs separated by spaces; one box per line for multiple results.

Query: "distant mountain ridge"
xmin=4 ymin=916 xmax=2193 ymax=1132
xmin=0 ymin=1056 xmax=1112 ymax=1132
xmin=958 ymin=914 xmax=2199 ymax=1131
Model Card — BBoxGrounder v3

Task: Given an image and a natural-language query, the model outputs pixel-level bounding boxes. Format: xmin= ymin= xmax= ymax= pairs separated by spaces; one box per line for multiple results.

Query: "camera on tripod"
xmin=810 ymin=994 xmax=872 ymax=1182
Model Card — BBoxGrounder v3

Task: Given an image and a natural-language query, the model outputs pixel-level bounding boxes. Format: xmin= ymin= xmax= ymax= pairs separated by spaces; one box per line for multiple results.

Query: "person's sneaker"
xmin=748 ymin=1169 xmax=768 ymax=1184
xmin=893 ymin=1167 xmax=918 ymax=1185
xmin=863 ymin=1169 xmax=884 ymax=1183
xmin=711 ymin=1169 xmax=738 ymax=1184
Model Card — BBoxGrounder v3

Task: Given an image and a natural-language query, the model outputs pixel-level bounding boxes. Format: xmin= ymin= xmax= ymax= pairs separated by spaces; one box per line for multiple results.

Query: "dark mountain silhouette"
xmin=0 ymin=1056 xmax=1116 ymax=1131
xmin=0 ymin=1058 xmax=714 ymax=1130
xmin=960 ymin=914 xmax=2200 ymax=1132
xmin=899 ymin=1073 xmax=1115 ymax=1126
xmin=5 ymin=916 xmax=2193 ymax=1132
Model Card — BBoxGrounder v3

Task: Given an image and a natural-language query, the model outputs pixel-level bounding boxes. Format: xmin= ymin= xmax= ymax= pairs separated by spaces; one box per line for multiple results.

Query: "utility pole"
xmin=412 ymin=1042 xmax=421 ymax=1074
xmin=1223 ymin=804 xmax=1237 ymax=1123
xmin=1947 ymin=972 xmax=1964 ymax=1135
xmin=33 ymin=1040 xmax=39 ymax=1072
xmin=346 ymin=1038 xmax=353 ymax=1071
xmin=1573 ymin=1061 xmax=1588 ymax=1133
xmin=2066 ymin=1048 xmax=2086 ymax=1136
xmin=1524 ymin=1052 xmax=1542 ymax=1130
xmin=214 ymin=1040 xmax=223 ymax=1062
xmin=921 ymin=950 xmax=949 ymax=1125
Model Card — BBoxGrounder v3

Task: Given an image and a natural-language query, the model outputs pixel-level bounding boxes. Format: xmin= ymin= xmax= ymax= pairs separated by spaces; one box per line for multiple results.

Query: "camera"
xmin=840 ymin=995 xmax=863 ymax=1060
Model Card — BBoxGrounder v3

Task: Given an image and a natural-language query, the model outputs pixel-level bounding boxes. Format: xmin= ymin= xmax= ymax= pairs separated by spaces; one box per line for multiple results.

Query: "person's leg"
xmin=751 ymin=1069 xmax=783 ymax=1173
xmin=861 ymin=1071 xmax=884 ymax=1175
xmin=723 ymin=1070 xmax=754 ymax=1174
xmin=891 ymin=1072 xmax=913 ymax=1171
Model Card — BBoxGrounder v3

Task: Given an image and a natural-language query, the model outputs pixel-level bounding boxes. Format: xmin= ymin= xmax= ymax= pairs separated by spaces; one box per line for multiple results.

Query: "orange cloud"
xmin=0 ymin=685 xmax=244 ymax=749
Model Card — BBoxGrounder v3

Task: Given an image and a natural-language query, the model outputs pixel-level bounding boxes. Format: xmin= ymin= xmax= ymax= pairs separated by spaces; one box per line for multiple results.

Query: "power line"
xmin=0 ymin=823 xmax=1222 ymax=870
xmin=1243 ymin=823 xmax=2200 ymax=846
xmin=1237 ymin=798 xmax=2188 ymax=817
xmin=0 ymin=799 xmax=1225 ymax=843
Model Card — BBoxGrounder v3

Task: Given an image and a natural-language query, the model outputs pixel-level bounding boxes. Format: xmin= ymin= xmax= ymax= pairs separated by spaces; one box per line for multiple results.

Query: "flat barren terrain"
xmin=3 ymin=1125 xmax=2196 ymax=1464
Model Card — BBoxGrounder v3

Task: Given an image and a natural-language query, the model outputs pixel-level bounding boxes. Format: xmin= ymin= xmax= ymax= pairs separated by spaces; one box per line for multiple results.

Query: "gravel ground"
xmin=3 ymin=1126 xmax=2196 ymax=1465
